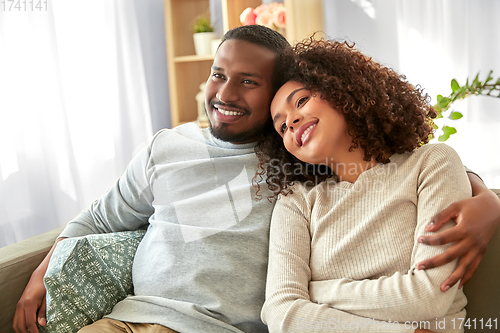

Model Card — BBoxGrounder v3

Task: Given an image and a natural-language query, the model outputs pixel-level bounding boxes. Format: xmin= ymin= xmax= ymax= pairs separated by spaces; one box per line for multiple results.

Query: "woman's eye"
xmin=280 ymin=122 xmax=287 ymax=134
xmin=297 ymin=96 xmax=308 ymax=108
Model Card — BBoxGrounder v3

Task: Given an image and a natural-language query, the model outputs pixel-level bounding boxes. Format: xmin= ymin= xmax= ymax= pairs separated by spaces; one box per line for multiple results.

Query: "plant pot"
xmin=211 ymin=39 xmax=222 ymax=56
xmin=193 ymin=32 xmax=216 ymax=56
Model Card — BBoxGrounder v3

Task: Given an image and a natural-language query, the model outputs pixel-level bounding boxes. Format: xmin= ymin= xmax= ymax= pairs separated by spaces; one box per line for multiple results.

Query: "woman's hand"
xmin=417 ymin=174 xmax=500 ymax=292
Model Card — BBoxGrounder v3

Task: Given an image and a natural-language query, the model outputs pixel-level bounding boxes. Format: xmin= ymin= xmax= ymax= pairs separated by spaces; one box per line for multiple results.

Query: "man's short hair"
xmin=222 ymin=25 xmax=290 ymax=56
xmin=221 ymin=25 xmax=291 ymax=94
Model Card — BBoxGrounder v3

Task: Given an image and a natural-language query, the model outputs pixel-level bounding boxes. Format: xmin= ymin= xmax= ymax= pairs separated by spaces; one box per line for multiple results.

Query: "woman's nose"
xmin=287 ymin=116 xmax=301 ymax=131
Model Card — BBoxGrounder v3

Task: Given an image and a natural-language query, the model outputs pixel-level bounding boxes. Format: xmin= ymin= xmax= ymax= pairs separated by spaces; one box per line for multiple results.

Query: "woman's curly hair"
xmin=254 ymin=36 xmax=437 ymax=200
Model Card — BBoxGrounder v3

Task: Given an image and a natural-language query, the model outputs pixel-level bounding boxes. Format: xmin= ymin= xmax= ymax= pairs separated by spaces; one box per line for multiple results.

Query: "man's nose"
xmin=216 ymin=82 xmax=239 ymax=103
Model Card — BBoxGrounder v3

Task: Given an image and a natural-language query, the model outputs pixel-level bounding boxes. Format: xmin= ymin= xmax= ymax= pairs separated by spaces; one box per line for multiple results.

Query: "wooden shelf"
xmin=174 ymin=55 xmax=214 ymax=63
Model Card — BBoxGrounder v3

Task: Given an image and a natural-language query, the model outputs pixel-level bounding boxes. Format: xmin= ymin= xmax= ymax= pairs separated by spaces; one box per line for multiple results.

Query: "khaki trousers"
xmin=77 ymin=318 xmax=178 ymax=333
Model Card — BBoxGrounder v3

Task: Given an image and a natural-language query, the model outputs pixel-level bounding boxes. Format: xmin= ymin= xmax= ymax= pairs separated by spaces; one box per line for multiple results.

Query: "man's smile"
xmin=211 ymin=101 xmax=248 ymax=122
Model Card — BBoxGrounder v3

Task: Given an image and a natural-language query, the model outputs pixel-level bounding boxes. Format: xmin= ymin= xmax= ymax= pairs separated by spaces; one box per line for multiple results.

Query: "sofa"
xmin=1 ymin=190 xmax=499 ymax=333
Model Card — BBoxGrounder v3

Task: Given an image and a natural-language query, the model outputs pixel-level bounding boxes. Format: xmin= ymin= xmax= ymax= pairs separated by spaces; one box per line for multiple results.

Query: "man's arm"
xmin=13 ymin=237 xmax=66 ymax=333
xmin=13 ymin=134 xmax=159 ymax=333
xmin=417 ymin=172 xmax=500 ymax=291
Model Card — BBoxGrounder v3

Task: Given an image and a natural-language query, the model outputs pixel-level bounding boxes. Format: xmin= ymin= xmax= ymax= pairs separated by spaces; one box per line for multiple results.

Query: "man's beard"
xmin=208 ymin=120 xmax=268 ymax=144
xmin=205 ymin=104 xmax=269 ymax=144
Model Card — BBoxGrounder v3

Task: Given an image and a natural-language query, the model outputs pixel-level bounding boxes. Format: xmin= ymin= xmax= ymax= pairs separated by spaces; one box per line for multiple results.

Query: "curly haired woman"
xmin=256 ymin=38 xmax=471 ymax=333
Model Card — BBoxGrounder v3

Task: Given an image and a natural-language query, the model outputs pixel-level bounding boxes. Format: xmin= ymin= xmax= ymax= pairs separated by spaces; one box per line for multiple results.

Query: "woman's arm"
xmin=307 ymin=144 xmax=470 ymax=322
xmin=417 ymin=172 xmax=500 ymax=290
xmin=262 ymin=190 xmax=412 ymax=333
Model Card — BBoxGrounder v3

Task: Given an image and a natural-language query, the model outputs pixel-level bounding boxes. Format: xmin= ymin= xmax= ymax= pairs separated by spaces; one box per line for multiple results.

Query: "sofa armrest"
xmin=0 ymin=227 xmax=64 ymax=333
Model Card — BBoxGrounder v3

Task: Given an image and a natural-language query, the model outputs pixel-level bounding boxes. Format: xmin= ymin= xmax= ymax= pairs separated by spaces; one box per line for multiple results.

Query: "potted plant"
xmin=192 ymin=16 xmax=216 ymax=56
xmin=434 ymin=70 xmax=500 ymax=141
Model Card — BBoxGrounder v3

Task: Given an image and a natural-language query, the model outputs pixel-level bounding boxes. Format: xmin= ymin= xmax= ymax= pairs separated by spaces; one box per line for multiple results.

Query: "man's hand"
xmin=13 ymin=237 xmax=66 ymax=333
xmin=417 ymin=174 xmax=500 ymax=292
xmin=13 ymin=268 xmax=47 ymax=333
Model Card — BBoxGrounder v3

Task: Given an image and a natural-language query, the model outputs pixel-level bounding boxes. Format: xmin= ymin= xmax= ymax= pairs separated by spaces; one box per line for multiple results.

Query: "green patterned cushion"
xmin=39 ymin=230 xmax=146 ymax=333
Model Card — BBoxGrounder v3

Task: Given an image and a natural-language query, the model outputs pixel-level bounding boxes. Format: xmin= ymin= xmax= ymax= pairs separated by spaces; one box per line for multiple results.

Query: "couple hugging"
xmin=15 ymin=25 xmax=500 ymax=333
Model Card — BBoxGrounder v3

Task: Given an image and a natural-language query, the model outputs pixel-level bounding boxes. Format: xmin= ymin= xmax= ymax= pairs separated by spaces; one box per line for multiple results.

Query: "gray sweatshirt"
xmin=60 ymin=123 xmax=274 ymax=332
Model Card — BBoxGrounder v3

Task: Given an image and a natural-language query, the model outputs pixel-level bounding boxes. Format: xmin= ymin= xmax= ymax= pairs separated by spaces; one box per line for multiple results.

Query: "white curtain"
xmin=323 ymin=0 xmax=500 ymax=188
xmin=0 ymin=0 xmax=157 ymax=247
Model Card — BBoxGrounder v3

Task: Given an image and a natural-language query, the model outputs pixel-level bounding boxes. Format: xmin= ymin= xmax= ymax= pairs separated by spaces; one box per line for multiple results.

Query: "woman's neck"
xmin=329 ymin=149 xmax=378 ymax=183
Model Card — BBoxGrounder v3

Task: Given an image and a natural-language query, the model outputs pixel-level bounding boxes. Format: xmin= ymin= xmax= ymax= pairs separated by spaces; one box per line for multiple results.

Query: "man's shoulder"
xmin=151 ymin=123 xmax=210 ymax=147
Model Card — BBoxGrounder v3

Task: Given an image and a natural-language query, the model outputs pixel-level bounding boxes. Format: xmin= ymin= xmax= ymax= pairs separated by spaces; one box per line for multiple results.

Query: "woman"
xmin=256 ymin=38 xmax=469 ymax=332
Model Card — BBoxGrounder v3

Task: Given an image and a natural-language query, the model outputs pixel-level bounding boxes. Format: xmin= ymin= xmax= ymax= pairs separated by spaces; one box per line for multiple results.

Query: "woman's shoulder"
xmin=396 ymin=143 xmax=467 ymax=185
xmin=416 ymin=142 xmax=458 ymax=154
xmin=411 ymin=143 xmax=463 ymax=165
xmin=394 ymin=143 xmax=461 ymax=166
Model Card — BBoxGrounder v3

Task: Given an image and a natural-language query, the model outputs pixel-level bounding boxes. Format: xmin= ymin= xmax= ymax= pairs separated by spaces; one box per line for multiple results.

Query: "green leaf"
xmin=443 ymin=125 xmax=457 ymax=136
xmin=473 ymin=73 xmax=480 ymax=84
xmin=451 ymin=79 xmax=459 ymax=92
xmin=437 ymin=96 xmax=451 ymax=109
xmin=455 ymin=86 xmax=467 ymax=98
xmin=484 ymin=70 xmax=494 ymax=85
xmin=438 ymin=133 xmax=449 ymax=142
xmin=193 ymin=17 xmax=214 ymax=33
xmin=444 ymin=125 xmax=457 ymax=134
xmin=449 ymin=111 xmax=463 ymax=120
xmin=471 ymin=73 xmax=480 ymax=90
xmin=438 ymin=126 xmax=457 ymax=142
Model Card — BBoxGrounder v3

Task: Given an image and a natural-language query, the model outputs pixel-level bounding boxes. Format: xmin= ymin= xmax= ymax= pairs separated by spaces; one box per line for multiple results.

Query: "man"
xmin=14 ymin=25 xmax=500 ymax=333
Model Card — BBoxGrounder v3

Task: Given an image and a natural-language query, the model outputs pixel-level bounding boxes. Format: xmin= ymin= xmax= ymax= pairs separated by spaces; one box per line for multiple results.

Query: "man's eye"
xmin=280 ymin=122 xmax=287 ymax=134
xmin=243 ymin=79 xmax=256 ymax=85
xmin=212 ymin=73 xmax=224 ymax=79
xmin=297 ymin=96 xmax=308 ymax=107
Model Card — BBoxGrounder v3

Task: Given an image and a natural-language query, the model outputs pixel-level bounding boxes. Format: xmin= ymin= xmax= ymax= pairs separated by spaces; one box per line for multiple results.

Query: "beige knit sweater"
xmin=262 ymin=143 xmax=470 ymax=333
